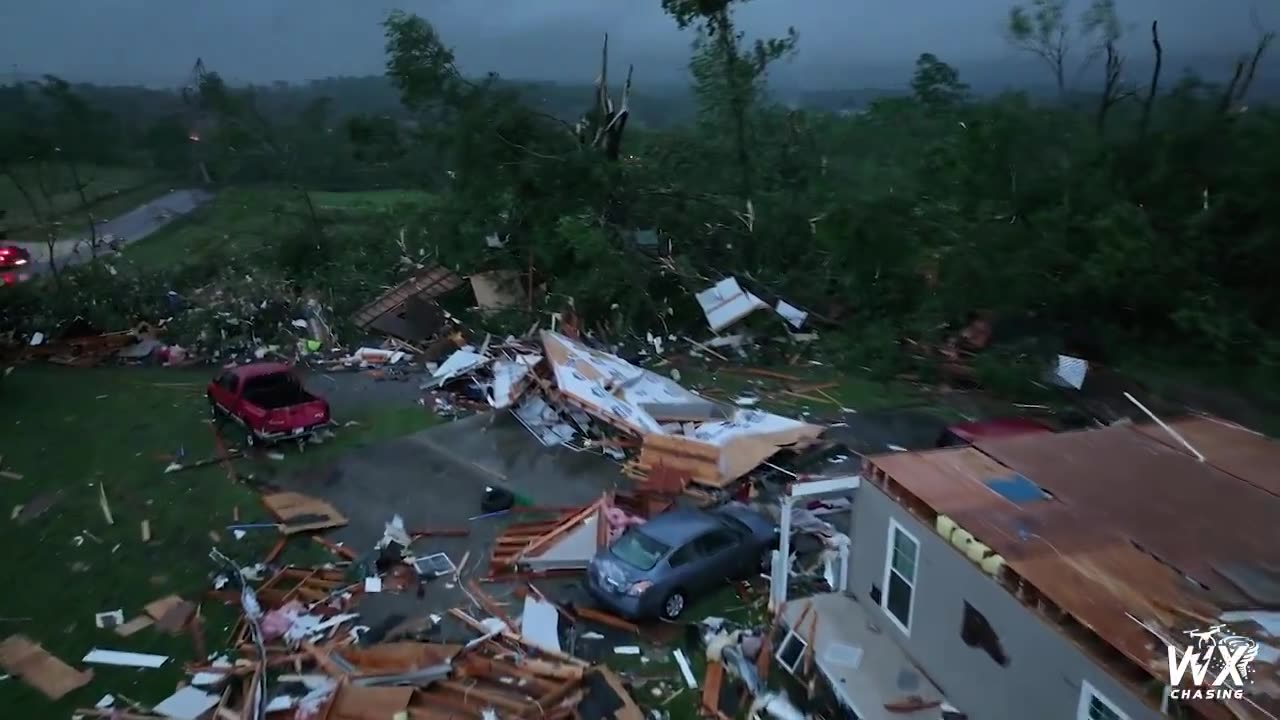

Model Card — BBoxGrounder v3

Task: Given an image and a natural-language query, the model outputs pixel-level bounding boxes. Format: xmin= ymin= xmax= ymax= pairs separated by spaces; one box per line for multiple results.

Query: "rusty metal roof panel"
xmin=866 ymin=439 xmax=1280 ymax=720
xmin=1133 ymin=417 xmax=1280 ymax=498
xmin=973 ymin=425 xmax=1280 ymax=602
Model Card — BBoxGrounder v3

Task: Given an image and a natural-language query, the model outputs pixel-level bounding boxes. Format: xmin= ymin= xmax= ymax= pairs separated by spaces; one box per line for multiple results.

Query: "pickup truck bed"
xmin=208 ymin=363 xmax=330 ymax=446
xmin=241 ymin=373 xmax=319 ymax=410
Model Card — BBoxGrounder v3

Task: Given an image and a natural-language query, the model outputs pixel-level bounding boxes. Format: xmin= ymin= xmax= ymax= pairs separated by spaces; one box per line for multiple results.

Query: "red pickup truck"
xmin=207 ymin=363 xmax=330 ymax=446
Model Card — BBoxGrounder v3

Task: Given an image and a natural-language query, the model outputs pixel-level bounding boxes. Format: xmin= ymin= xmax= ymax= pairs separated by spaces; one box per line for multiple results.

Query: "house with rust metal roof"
xmin=775 ymin=416 xmax=1280 ymax=720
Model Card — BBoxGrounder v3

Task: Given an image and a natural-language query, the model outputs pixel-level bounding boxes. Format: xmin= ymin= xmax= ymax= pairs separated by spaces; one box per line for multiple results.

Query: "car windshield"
xmin=610 ymin=528 xmax=671 ymax=571
xmin=717 ymin=513 xmax=751 ymax=536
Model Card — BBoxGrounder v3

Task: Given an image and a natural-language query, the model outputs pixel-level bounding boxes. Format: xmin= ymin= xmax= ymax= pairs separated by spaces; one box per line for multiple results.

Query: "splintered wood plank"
xmin=332 ymin=685 xmax=414 ymax=720
xmin=436 ymin=680 xmax=531 ymax=715
xmin=528 ymin=676 xmax=582 ymax=718
xmin=700 ymin=661 xmax=724 ymax=714
xmin=518 ymin=498 xmax=605 ymax=560
xmin=413 ymin=689 xmax=484 ymax=719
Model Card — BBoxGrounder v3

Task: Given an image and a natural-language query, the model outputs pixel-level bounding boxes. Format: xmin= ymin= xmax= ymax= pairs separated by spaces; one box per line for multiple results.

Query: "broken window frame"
xmin=880 ymin=518 xmax=919 ymax=635
xmin=1075 ymin=680 xmax=1130 ymax=720
xmin=774 ymin=626 xmax=809 ymax=676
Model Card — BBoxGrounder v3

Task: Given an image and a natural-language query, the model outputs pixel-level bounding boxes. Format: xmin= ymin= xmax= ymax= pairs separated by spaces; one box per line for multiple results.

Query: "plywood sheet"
xmin=262 ymin=491 xmax=348 ymax=534
xmin=0 ymin=635 xmax=93 ymax=700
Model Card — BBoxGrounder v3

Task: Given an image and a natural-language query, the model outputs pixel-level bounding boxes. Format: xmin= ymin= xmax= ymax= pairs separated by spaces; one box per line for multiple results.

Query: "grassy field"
xmin=123 ymin=187 xmax=430 ymax=269
xmin=0 ymin=365 xmax=437 ymax=717
xmin=310 ymin=189 xmax=433 ymax=211
xmin=0 ymin=165 xmax=156 ymax=231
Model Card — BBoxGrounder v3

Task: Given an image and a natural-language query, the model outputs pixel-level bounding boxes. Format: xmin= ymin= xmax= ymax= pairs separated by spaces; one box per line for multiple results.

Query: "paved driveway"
xmin=266 ymin=411 xmax=624 ymax=632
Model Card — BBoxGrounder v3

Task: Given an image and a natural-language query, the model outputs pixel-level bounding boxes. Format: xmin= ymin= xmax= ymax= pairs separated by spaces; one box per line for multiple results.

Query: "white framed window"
xmin=881 ymin=518 xmax=919 ymax=634
xmin=1076 ymin=681 xmax=1130 ymax=720
xmin=775 ymin=627 xmax=809 ymax=675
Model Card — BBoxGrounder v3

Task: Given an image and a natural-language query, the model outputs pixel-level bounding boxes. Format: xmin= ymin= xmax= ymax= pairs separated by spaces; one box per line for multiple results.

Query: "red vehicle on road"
xmin=0 ymin=245 xmax=31 ymax=268
xmin=207 ymin=363 xmax=330 ymax=446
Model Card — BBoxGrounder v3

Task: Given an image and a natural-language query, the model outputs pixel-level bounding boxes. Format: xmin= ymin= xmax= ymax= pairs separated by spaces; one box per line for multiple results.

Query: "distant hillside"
xmin=6 ymin=53 xmax=1278 ymax=139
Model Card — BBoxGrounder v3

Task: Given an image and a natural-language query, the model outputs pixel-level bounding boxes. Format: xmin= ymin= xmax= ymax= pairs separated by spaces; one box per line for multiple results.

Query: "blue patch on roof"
xmin=984 ymin=473 xmax=1049 ymax=504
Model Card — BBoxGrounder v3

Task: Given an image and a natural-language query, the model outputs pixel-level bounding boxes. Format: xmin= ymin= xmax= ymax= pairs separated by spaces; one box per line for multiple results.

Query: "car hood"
xmin=591 ymin=551 xmax=650 ymax=593
xmin=714 ymin=501 xmax=779 ymax=539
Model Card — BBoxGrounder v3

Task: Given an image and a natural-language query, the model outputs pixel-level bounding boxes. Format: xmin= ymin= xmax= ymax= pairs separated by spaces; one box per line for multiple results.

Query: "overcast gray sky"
xmin=1 ymin=0 xmax=1275 ymax=87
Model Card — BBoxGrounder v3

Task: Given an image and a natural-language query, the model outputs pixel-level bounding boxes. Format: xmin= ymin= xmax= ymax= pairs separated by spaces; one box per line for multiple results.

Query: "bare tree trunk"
xmin=27 ymin=163 xmax=64 ymax=284
xmin=1054 ymin=26 xmax=1069 ymax=100
xmin=1218 ymin=61 xmax=1246 ymax=116
xmin=6 ymin=165 xmax=60 ymax=287
xmin=1232 ymin=31 xmax=1275 ymax=108
xmin=1095 ymin=41 xmax=1132 ymax=134
xmin=67 ymin=161 xmax=99 ymax=257
xmin=1138 ymin=21 xmax=1162 ymax=136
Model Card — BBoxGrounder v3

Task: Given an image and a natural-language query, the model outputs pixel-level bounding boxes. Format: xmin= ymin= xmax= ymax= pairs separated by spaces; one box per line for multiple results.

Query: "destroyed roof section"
xmin=863 ymin=447 xmax=1235 ymax=717
xmin=540 ymin=330 xmax=702 ymax=435
xmin=1132 ymin=417 xmax=1280 ymax=498
xmin=540 ymin=330 xmax=824 ymax=486
xmin=865 ymin=438 xmax=1280 ymax=717
xmin=973 ymin=424 xmax=1280 ymax=605
xmin=351 ymin=266 xmax=465 ymax=329
xmin=692 ymin=410 xmax=825 ymax=482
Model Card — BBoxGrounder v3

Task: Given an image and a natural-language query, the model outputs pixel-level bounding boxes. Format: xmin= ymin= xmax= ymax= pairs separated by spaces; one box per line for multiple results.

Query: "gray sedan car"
xmin=585 ymin=502 xmax=779 ymax=621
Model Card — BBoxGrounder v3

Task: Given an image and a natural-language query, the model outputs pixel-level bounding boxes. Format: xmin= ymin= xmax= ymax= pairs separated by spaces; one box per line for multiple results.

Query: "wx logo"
xmin=1167 ymin=625 xmax=1258 ymax=701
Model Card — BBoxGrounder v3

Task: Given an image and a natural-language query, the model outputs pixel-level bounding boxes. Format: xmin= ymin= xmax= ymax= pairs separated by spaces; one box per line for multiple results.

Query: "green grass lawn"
xmin=124 ymin=186 xmax=428 ymax=269
xmin=310 ymin=189 xmax=434 ymax=212
xmin=1 ymin=165 xmax=155 ymax=231
xmin=0 ymin=365 xmax=438 ymax=717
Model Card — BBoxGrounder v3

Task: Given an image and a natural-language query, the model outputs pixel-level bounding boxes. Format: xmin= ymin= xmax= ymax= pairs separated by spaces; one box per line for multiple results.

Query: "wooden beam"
xmin=517 ymin=497 xmax=606 ymax=561
xmin=436 ymin=680 xmax=532 ymax=714
xmin=526 ymin=676 xmax=583 ymax=718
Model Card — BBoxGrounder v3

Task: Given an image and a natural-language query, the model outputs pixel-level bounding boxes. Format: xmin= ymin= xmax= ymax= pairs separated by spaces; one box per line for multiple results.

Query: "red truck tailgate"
xmin=263 ymin=399 xmax=329 ymax=434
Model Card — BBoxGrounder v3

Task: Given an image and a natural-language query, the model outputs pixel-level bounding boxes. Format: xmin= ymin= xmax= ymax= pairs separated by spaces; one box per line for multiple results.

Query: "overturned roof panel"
xmin=541 ymin=330 xmax=701 ymax=435
xmin=540 ymin=330 xmax=824 ymax=486
xmin=351 ymin=266 xmax=464 ymax=329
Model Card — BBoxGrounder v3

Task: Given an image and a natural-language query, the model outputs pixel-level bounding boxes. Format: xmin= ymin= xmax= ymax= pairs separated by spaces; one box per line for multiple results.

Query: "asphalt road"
xmin=26 ymin=188 xmax=214 ymax=275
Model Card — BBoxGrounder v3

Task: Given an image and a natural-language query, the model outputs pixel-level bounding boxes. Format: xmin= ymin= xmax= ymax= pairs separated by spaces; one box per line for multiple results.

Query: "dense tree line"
xmin=370 ymin=0 xmax=1280 ymax=374
xmin=3 ymin=0 xmax=1279 ymax=387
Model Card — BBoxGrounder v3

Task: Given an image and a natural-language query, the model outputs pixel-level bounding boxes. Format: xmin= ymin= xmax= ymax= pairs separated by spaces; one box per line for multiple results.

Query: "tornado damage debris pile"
xmin=6 ymin=264 xmax=1073 ymax=720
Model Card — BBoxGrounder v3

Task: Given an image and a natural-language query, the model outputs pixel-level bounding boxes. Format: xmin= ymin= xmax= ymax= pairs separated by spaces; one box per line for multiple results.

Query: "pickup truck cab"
xmin=207 ymin=363 xmax=330 ymax=446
